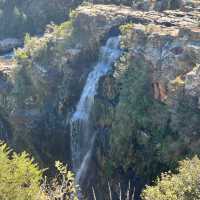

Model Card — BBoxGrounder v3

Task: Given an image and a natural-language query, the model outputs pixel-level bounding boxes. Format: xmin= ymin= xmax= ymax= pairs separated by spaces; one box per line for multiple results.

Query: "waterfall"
xmin=70 ymin=36 xmax=121 ymax=186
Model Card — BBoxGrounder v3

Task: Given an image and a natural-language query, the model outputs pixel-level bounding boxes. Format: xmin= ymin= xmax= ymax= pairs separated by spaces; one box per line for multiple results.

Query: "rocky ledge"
xmin=76 ymin=4 xmax=199 ymax=33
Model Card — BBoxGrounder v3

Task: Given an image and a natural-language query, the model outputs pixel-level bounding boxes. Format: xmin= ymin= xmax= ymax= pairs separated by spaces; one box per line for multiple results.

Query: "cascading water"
xmin=70 ymin=36 xmax=121 ymax=186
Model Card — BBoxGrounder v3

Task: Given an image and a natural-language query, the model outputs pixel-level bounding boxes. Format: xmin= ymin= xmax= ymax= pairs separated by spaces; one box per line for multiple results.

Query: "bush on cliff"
xmin=142 ymin=156 xmax=200 ymax=200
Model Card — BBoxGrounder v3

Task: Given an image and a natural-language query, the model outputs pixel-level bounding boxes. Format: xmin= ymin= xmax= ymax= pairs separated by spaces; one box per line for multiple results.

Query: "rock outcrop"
xmin=92 ymin=0 xmax=199 ymax=11
xmin=76 ymin=4 xmax=199 ymax=35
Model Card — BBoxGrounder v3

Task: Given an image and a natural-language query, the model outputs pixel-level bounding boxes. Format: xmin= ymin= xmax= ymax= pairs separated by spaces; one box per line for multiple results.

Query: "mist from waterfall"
xmin=70 ymin=36 xmax=121 ymax=186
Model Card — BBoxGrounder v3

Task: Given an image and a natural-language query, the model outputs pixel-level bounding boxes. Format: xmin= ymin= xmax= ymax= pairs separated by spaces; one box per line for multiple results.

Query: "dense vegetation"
xmin=109 ymin=52 xmax=169 ymax=179
xmin=0 ymin=141 xmax=78 ymax=200
xmin=142 ymin=156 xmax=200 ymax=200
xmin=2 ymin=140 xmax=200 ymax=200
xmin=0 ymin=141 xmax=42 ymax=200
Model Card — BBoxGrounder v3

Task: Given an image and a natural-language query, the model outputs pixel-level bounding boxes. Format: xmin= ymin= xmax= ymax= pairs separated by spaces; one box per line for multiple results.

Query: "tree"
xmin=0 ymin=141 xmax=42 ymax=200
xmin=0 ymin=141 xmax=78 ymax=200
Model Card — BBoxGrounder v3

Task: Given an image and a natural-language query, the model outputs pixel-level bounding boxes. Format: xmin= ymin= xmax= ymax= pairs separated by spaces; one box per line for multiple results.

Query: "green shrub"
xmin=0 ymin=141 xmax=42 ymax=200
xmin=109 ymin=51 xmax=171 ymax=181
xmin=0 ymin=141 xmax=78 ymax=200
xmin=41 ymin=161 xmax=78 ymax=200
xmin=142 ymin=156 xmax=200 ymax=200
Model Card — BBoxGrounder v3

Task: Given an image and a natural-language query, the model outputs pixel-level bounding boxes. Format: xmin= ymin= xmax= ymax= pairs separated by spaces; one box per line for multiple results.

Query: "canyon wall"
xmin=0 ymin=2 xmax=199 ymax=198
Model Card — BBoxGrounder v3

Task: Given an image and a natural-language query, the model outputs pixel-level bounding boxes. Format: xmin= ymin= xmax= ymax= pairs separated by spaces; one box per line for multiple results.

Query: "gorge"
xmin=0 ymin=0 xmax=199 ymax=199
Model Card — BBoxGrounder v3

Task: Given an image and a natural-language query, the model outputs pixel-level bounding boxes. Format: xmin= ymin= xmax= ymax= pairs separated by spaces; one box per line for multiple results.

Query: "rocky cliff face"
xmin=89 ymin=3 xmax=200 ymax=196
xmin=90 ymin=0 xmax=199 ymax=11
xmin=73 ymin=3 xmax=200 ymax=197
xmin=0 ymin=2 xmax=199 ymax=198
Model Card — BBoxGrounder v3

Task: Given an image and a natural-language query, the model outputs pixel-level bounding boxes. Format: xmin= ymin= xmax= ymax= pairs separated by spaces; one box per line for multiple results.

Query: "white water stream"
xmin=70 ymin=36 xmax=121 ymax=186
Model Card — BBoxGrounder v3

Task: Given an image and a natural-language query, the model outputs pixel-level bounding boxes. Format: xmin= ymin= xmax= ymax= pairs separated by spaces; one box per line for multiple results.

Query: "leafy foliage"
xmin=142 ymin=156 xmax=200 ymax=200
xmin=0 ymin=141 xmax=42 ymax=200
xmin=40 ymin=161 xmax=78 ymax=200
xmin=108 ymin=50 xmax=172 ymax=181
xmin=0 ymin=141 xmax=78 ymax=200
